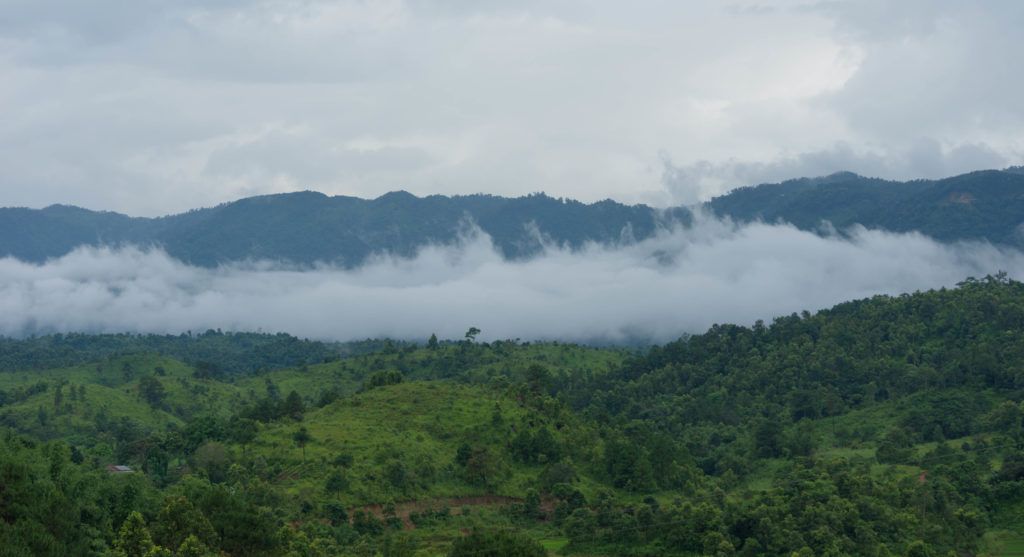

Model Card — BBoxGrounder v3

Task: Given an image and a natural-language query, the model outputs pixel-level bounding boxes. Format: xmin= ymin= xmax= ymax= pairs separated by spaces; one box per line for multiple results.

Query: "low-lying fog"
xmin=2 ymin=216 xmax=1021 ymax=343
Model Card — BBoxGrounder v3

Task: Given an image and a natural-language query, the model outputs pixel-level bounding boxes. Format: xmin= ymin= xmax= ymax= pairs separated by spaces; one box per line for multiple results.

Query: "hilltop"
xmin=0 ymin=191 xmax=686 ymax=267
xmin=707 ymin=168 xmax=1024 ymax=245
xmin=2 ymin=168 xmax=1024 ymax=267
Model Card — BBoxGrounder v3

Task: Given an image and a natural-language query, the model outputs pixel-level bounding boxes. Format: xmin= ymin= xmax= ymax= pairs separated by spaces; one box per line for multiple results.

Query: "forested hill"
xmin=6 ymin=278 xmax=1024 ymax=555
xmin=0 ymin=192 xmax=686 ymax=267
xmin=707 ymin=167 xmax=1024 ymax=245
xmin=3 ymin=168 xmax=1023 ymax=266
xmin=0 ymin=332 xmax=402 ymax=375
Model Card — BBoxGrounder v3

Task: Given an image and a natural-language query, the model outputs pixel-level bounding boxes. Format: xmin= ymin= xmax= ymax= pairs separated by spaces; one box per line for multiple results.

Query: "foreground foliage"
xmin=2 ymin=276 xmax=1024 ymax=555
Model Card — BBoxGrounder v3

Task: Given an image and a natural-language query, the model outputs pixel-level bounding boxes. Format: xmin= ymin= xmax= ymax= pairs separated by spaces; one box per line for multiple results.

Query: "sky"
xmin=1 ymin=0 xmax=1022 ymax=216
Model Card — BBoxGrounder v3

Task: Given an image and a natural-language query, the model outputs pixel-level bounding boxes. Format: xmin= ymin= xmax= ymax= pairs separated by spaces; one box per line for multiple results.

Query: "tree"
xmin=905 ymin=540 xmax=936 ymax=557
xmin=984 ymin=400 xmax=1023 ymax=438
xmin=385 ymin=459 xmax=408 ymax=489
xmin=524 ymin=365 xmax=551 ymax=396
xmin=464 ymin=327 xmax=481 ymax=342
xmin=115 ymin=511 xmax=159 ymax=557
xmin=152 ymin=496 xmax=218 ymax=551
xmin=264 ymin=378 xmax=281 ymax=400
xmin=193 ymin=442 xmax=230 ymax=483
xmin=455 ymin=443 xmax=472 ymax=467
xmin=323 ymin=501 xmax=348 ymax=526
xmin=364 ymin=370 xmax=403 ymax=390
xmin=604 ymin=439 xmax=653 ymax=491
xmin=461 ymin=447 xmax=502 ymax=487
xmin=541 ymin=460 xmax=578 ymax=491
xmin=427 ymin=333 xmax=439 ymax=350
xmin=754 ymin=418 xmax=783 ymax=458
xmin=293 ymin=427 xmax=313 ymax=461
xmin=522 ymin=489 xmax=542 ymax=519
xmin=227 ymin=417 xmax=258 ymax=454
xmin=283 ymin=390 xmax=305 ymax=421
xmin=352 ymin=510 xmax=384 ymax=536
xmin=996 ymin=451 xmax=1024 ymax=482
xmin=877 ymin=428 xmax=915 ymax=464
xmin=53 ymin=382 xmax=64 ymax=410
xmin=139 ymin=375 xmax=166 ymax=408
xmin=70 ymin=445 xmax=85 ymax=465
xmin=175 ymin=535 xmax=216 ymax=557
xmin=193 ymin=361 xmax=222 ymax=380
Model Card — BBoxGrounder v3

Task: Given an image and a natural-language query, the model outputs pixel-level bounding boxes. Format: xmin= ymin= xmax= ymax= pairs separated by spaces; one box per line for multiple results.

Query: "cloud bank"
xmin=1 ymin=218 xmax=1020 ymax=343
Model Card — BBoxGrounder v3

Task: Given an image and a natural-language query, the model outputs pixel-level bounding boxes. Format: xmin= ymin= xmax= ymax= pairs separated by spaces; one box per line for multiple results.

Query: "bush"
xmin=364 ymin=371 xmax=403 ymax=390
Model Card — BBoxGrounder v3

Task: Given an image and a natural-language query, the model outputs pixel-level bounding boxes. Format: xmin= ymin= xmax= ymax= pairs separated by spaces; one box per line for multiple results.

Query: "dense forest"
xmin=0 ymin=191 xmax=686 ymax=266
xmin=3 ymin=277 xmax=1024 ymax=555
xmin=0 ymin=332 xmax=397 ymax=375
xmin=707 ymin=168 xmax=1024 ymax=246
xmin=2 ymin=168 xmax=1023 ymax=267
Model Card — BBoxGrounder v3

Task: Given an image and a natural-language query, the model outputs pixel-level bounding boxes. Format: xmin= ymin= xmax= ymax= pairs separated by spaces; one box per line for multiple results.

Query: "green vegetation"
xmin=4 ymin=277 xmax=1024 ymax=554
xmin=707 ymin=168 xmax=1024 ymax=246
xmin=4 ymin=168 xmax=1024 ymax=270
xmin=0 ymin=331 xmax=402 ymax=374
xmin=0 ymin=190 xmax=687 ymax=266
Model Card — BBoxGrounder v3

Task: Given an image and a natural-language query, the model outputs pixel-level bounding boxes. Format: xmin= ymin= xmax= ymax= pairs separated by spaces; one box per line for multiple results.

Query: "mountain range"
xmin=707 ymin=167 xmax=1024 ymax=245
xmin=2 ymin=168 xmax=1023 ymax=266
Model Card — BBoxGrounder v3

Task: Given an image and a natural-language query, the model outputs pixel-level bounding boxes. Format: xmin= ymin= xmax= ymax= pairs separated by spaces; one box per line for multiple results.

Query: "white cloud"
xmin=1 ymin=217 xmax=1019 ymax=342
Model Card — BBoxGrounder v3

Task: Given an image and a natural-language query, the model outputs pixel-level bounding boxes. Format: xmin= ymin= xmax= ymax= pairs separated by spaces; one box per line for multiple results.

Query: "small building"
xmin=106 ymin=464 xmax=134 ymax=474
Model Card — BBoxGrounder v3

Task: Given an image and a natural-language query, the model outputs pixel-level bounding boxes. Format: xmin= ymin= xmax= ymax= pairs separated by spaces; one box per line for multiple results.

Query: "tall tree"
xmin=293 ymin=427 xmax=312 ymax=461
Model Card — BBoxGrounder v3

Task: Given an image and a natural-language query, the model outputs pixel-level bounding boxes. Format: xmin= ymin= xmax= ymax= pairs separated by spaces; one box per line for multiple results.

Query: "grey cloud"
xmin=202 ymin=128 xmax=436 ymax=185
xmin=0 ymin=1 xmax=1021 ymax=214
xmin=0 ymin=0 xmax=411 ymax=82
xmin=812 ymin=0 xmax=953 ymax=42
xmin=0 ymin=218 xmax=1020 ymax=342
xmin=816 ymin=0 xmax=1024 ymax=140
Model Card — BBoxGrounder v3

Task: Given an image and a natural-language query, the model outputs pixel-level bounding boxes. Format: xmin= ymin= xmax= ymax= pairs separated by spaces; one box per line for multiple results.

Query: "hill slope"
xmin=5 ymin=280 xmax=1024 ymax=554
xmin=3 ymin=167 xmax=1023 ymax=267
xmin=0 ymin=192 xmax=686 ymax=267
xmin=707 ymin=168 xmax=1024 ymax=245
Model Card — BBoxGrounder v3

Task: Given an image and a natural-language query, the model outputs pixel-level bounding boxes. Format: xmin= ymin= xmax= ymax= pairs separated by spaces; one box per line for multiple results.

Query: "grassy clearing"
xmin=249 ymin=379 xmax=602 ymax=506
xmin=981 ymin=530 xmax=1024 ymax=556
xmin=541 ymin=536 xmax=570 ymax=553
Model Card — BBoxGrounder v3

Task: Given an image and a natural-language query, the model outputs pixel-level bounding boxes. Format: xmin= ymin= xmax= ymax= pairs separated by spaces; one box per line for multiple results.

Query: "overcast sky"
xmin=1 ymin=0 xmax=1022 ymax=215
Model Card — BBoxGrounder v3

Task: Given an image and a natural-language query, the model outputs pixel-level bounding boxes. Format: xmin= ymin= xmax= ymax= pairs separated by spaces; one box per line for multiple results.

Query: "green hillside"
xmin=3 ymin=168 xmax=1024 ymax=270
xmin=5 ymin=279 xmax=1024 ymax=555
xmin=707 ymin=169 xmax=1024 ymax=246
xmin=0 ymin=191 xmax=686 ymax=267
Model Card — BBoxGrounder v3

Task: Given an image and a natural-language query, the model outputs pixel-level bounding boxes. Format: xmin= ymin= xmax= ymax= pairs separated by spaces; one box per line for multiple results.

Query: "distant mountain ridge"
xmin=0 ymin=191 xmax=689 ymax=267
xmin=706 ymin=168 xmax=1024 ymax=246
xmin=2 ymin=168 xmax=1023 ymax=266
